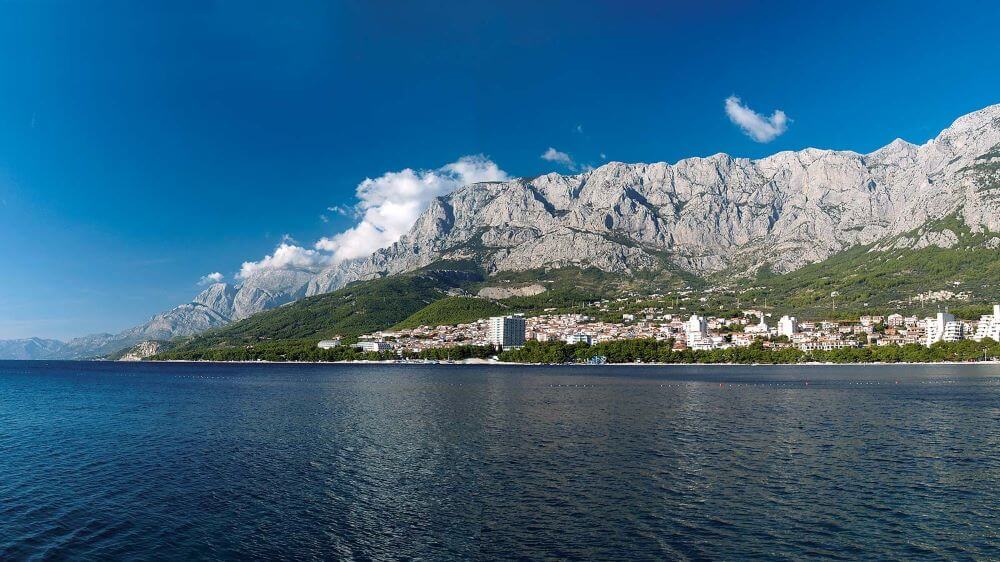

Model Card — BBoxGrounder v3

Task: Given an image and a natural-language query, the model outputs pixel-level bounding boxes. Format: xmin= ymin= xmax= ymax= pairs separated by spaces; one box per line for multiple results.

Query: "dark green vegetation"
xmin=153 ymin=340 xmax=496 ymax=362
xmin=152 ymin=336 xmax=999 ymax=364
xmin=484 ymin=264 xmax=694 ymax=302
xmin=497 ymin=338 xmax=1000 ymax=364
xmin=740 ymin=216 xmax=999 ymax=319
xmin=392 ymin=296 xmax=508 ymax=330
xmin=739 ymin=210 xmax=1000 ymax=319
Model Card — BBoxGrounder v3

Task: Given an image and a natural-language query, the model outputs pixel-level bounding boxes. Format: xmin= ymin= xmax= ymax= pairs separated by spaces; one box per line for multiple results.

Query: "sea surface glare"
xmin=0 ymin=361 xmax=997 ymax=560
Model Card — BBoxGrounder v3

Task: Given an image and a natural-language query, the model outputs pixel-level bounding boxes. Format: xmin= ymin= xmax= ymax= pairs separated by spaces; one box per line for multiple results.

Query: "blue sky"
xmin=1 ymin=0 xmax=998 ymax=339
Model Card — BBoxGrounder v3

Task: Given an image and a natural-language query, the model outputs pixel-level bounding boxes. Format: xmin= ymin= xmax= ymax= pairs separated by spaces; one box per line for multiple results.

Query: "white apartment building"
xmin=973 ymin=304 xmax=1000 ymax=342
xmin=564 ymin=333 xmax=593 ymax=345
xmin=744 ymin=314 xmax=770 ymax=335
xmin=886 ymin=313 xmax=904 ymax=327
xmin=777 ymin=315 xmax=799 ymax=337
xmin=799 ymin=340 xmax=858 ymax=352
xmin=488 ymin=316 xmax=526 ymax=350
xmin=317 ymin=338 xmax=342 ymax=349
xmin=689 ymin=339 xmax=716 ymax=351
xmin=860 ymin=315 xmax=884 ymax=326
xmin=354 ymin=341 xmax=391 ymax=352
xmin=925 ymin=312 xmax=963 ymax=346
xmin=685 ymin=314 xmax=707 ymax=338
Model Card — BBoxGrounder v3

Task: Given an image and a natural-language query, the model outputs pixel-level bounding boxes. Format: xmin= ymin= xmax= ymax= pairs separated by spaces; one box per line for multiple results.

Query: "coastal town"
xmin=322 ymin=303 xmax=1000 ymax=356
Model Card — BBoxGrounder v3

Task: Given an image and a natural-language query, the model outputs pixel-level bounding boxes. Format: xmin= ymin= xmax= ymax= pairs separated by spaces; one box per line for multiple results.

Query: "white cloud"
xmin=198 ymin=272 xmax=224 ymax=285
xmin=541 ymin=147 xmax=578 ymax=170
xmin=314 ymin=155 xmax=507 ymax=263
xmin=236 ymin=155 xmax=508 ymax=279
xmin=238 ymin=242 xmax=326 ymax=279
xmin=724 ymin=95 xmax=789 ymax=143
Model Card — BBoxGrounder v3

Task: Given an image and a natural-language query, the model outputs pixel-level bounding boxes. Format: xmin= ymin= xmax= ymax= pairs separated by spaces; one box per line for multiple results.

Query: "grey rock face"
xmin=477 ymin=284 xmax=547 ymax=299
xmin=116 ymin=341 xmax=164 ymax=361
xmin=310 ymin=103 xmax=999 ymax=286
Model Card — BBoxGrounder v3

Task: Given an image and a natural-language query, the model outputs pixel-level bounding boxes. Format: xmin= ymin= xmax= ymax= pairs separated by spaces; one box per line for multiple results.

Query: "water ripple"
xmin=0 ymin=361 xmax=997 ymax=560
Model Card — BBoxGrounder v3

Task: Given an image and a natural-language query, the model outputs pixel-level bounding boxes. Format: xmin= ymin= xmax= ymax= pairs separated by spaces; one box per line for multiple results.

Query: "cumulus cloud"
xmin=541 ymin=147 xmax=578 ymax=170
xmin=198 ymin=272 xmax=224 ymax=285
xmin=314 ymin=155 xmax=507 ymax=263
xmin=235 ymin=155 xmax=508 ymax=279
xmin=238 ymin=242 xmax=325 ymax=279
xmin=724 ymin=95 xmax=789 ymax=143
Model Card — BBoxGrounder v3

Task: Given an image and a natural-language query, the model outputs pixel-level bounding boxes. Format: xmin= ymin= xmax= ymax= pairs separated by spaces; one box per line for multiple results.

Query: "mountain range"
xmin=4 ymin=103 xmax=998 ymax=359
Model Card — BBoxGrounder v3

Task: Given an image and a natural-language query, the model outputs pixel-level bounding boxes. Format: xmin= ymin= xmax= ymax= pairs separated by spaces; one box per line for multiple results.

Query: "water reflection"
xmin=0 ymin=362 xmax=997 ymax=559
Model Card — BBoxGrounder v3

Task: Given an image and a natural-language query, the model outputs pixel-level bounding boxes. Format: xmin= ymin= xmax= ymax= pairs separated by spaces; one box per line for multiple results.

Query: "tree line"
xmin=151 ymin=337 xmax=1000 ymax=364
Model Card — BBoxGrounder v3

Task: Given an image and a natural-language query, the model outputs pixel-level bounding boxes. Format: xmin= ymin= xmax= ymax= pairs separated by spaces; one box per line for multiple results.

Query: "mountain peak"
xmin=930 ymin=103 xmax=1000 ymax=153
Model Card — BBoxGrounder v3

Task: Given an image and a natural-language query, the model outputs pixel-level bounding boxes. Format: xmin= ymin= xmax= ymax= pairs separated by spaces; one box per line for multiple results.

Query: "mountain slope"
xmin=742 ymin=215 xmax=1000 ymax=318
xmin=161 ymin=270 xmax=480 ymax=352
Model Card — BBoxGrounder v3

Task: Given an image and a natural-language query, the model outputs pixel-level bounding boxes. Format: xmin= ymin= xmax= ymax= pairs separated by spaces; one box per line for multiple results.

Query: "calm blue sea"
xmin=0 ymin=361 xmax=997 ymax=560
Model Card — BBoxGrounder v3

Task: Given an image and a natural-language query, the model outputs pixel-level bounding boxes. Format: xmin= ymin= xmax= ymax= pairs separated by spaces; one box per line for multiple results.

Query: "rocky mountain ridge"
xmin=309 ymin=102 xmax=997 ymax=289
xmin=4 ymin=103 xmax=997 ymax=359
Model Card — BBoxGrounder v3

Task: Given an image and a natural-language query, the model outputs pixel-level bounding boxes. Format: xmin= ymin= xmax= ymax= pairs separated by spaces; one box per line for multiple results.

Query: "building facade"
xmin=685 ymin=314 xmax=707 ymax=340
xmin=488 ymin=316 xmax=526 ymax=350
xmin=925 ymin=312 xmax=963 ymax=346
xmin=973 ymin=304 xmax=1000 ymax=342
xmin=564 ymin=333 xmax=593 ymax=345
xmin=353 ymin=341 xmax=391 ymax=352
xmin=777 ymin=315 xmax=799 ymax=337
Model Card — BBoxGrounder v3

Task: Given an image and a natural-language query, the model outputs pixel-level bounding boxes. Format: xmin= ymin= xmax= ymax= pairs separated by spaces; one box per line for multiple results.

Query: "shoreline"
xmin=136 ymin=359 xmax=1000 ymax=367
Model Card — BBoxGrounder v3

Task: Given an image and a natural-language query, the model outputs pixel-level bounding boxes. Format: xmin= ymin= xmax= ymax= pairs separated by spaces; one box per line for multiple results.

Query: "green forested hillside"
xmin=163 ymin=273 xmax=459 ymax=352
xmin=392 ymin=296 xmax=508 ymax=330
xmin=741 ymin=218 xmax=999 ymax=319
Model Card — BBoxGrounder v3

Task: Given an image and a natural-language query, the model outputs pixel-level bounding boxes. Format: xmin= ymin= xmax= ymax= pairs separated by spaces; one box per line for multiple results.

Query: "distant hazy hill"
xmin=0 ymin=338 xmax=67 ymax=360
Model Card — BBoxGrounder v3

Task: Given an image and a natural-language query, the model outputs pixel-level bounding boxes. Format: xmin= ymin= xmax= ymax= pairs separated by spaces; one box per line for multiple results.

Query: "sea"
xmin=1 ymin=361 xmax=997 ymax=560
